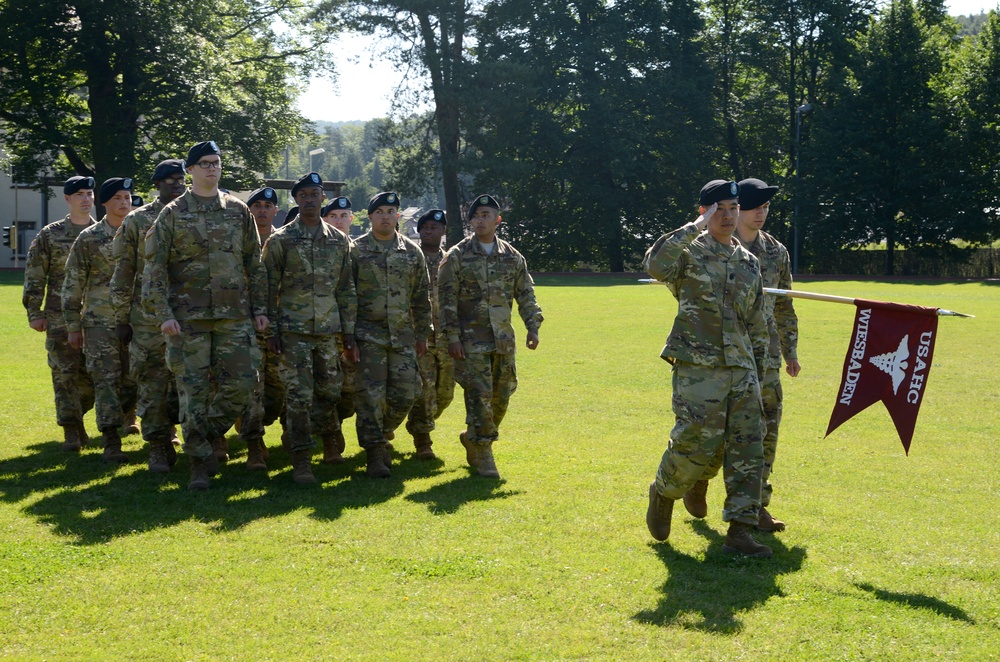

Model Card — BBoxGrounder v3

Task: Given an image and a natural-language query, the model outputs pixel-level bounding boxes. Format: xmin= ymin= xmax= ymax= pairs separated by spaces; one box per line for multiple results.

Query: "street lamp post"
xmin=793 ymin=103 xmax=813 ymax=275
xmin=308 ymin=148 xmax=325 ymax=173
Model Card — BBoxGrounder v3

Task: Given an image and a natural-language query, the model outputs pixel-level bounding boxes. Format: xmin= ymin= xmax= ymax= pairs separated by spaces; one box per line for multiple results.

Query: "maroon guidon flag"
xmin=826 ymin=299 xmax=938 ymax=454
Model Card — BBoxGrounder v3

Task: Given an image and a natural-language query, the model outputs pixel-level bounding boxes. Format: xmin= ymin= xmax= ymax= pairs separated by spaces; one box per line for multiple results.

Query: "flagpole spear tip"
xmin=937 ymin=309 xmax=975 ymax=318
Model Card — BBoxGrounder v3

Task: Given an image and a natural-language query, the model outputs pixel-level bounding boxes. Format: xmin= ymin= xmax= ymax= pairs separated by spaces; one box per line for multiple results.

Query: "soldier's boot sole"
xmin=459 ymin=431 xmax=479 ymax=468
xmin=682 ymin=479 xmax=709 ymax=519
xmin=723 ymin=522 xmax=773 ymax=558
xmin=756 ymin=506 xmax=786 ymax=533
xmin=646 ymin=482 xmax=674 ymax=541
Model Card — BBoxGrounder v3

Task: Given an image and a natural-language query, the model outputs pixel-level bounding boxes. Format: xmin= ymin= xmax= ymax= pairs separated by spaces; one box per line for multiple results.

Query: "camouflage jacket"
xmin=644 ymin=222 xmax=768 ymax=373
xmin=110 ymin=199 xmax=165 ymax=327
xmin=61 ymin=218 xmax=120 ymax=332
xmin=22 ymin=215 xmax=95 ymax=326
xmin=142 ymin=190 xmax=267 ymax=323
xmin=262 ymin=219 xmax=356 ymax=336
xmin=437 ymin=236 xmax=543 ymax=355
xmin=352 ymin=230 xmax=431 ymax=348
xmin=736 ymin=230 xmax=798 ymax=369
xmin=421 ymin=246 xmax=447 ymax=348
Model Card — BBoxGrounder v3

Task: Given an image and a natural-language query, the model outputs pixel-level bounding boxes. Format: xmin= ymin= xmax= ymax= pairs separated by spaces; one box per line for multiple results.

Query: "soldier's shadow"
xmin=0 ymin=439 xmax=451 ymax=544
xmin=633 ymin=519 xmax=807 ymax=633
xmin=404 ymin=470 xmax=523 ymax=515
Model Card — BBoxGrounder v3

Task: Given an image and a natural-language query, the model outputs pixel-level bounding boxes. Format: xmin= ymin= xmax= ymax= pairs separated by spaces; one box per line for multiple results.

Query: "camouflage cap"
xmin=99 ymin=177 xmax=134 ymax=204
xmin=64 ymin=176 xmax=95 ymax=195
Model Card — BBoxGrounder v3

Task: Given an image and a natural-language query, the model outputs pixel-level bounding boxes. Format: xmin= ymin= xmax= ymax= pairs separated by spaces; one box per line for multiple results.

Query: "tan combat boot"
xmin=62 ymin=424 xmax=82 ymax=452
xmin=723 ymin=521 xmax=773 ymax=558
xmin=188 ymin=456 xmax=211 ymax=490
xmin=476 ymin=442 xmax=500 ymax=478
xmin=101 ymin=427 xmax=129 ymax=463
xmin=683 ymin=479 xmax=709 ymax=519
xmin=123 ymin=408 xmax=141 ymax=436
xmin=291 ymin=449 xmax=316 ymax=484
xmin=211 ymin=436 xmax=229 ymax=464
xmin=459 ymin=431 xmax=479 ymax=468
xmin=412 ymin=432 xmax=436 ymax=460
xmin=646 ymin=482 xmax=674 ymax=541
xmin=77 ymin=422 xmax=91 ymax=447
xmin=365 ymin=444 xmax=391 ymax=478
xmin=169 ymin=426 xmax=181 ymax=447
xmin=756 ymin=506 xmax=786 ymax=532
xmin=148 ymin=438 xmax=172 ymax=473
xmin=321 ymin=432 xmax=345 ymax=464
xmin=245 ymin=438 xmax=268 ymax=472
xmin=384 ymin=430 xmax=395 ymax=452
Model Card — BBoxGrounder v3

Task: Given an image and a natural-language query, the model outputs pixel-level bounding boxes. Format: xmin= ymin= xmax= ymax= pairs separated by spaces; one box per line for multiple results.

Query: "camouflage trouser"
xmin=130 ymin=324 xmax=179 ymax=442
xmin=241 ymin=335 xmax=286 ymax=443
xmin=653 ymin=362 xmax=765 ymax=525
xmin=82 ymin=326 xmax=137 ymax=431
xmin=406 ymin=342 xmax=456 ymax=435
xmin=45 ymin=323 xmax=95 ymax=426
xmin=455 ymin=351 xmax=517 ymax=445
xmin=164 ymin=318 xmax=261 ymax=460
xmin=336 ymin=351 xmax=357 ymax=424
xmin=700 ymin=369 xmax=782 ymax=507
xmin=278 ymin=332 xmax=342 ymax=452
xmin=354 ymin=340 xmax=419 ymax=449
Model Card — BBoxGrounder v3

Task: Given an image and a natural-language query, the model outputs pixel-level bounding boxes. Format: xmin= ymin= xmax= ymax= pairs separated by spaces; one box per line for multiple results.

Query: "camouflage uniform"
xmin=406 ymin=245 xmax=456 ymax=436
xmin=352 ymin=231 xmax=432 ymax=448
xmin=437 ymin=236 xmax=543 ymax=446
xmin=22 ymin=216 xmax=96 ymax=428
xmin=645 ymin=221 xmax=769 ymax=525
xmin=62 ymin=218 xmax=138 ymax=431
xmin=263 ymin=220 xmax=356 ymax=451
xmin=142 ymin=191 xmax=267 ymax=460
xmin=110 ymin=200 xmax=179 ymax=443
xmin=700 ymin=230 xmax=798 ymax=507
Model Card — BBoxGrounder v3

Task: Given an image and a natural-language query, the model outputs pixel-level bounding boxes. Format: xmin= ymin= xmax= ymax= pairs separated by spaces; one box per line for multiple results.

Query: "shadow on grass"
xmin=633 ymin=519 xmax=807 ymax=634
xmin=404 ymin=470 xmax=523 ymax=514
xmin=0 ymin=437 xmax=457 ymax=544
xmin=854 ymin=582 xmax=976 ymax=624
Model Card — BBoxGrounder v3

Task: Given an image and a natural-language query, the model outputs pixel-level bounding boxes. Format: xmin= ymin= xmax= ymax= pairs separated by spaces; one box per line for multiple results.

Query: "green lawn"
xmin=0 ymin=273 xmax=997 ymax=660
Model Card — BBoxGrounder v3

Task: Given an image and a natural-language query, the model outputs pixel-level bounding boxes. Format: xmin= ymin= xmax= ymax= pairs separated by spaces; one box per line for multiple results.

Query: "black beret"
xmin=467 ymin=194 xmax=500 ymax=220
xmin=285 ymin=206 xmax=299 ymax=224
xmin=368 ymin=191 xmax=400 ymax=215
xmin=291 ymin=172 xmax=323 ymax=198
xmin=151 ymin=159 xmax=185 ymax=182
xmin=247 ymin=187 xmax=278 ymax=206
xmin=99 ymin=177 xmax=134 ymax=204
xmin=417 ymin=208 xmax=446 ymax=231
xmin=699 ymin=180 xmax=739 ymax=206
xmin=64 ymin=176 xmax=95 ymax=195
xmin=185 ymin=140 xmax=221 ymax=168
xmin=322 ymin=197 xmax=352 ymax=216
xmin=737 ymin=178 xmax=779 ymax=211
xmin=131 ymin=195 xmax=144 ymax=207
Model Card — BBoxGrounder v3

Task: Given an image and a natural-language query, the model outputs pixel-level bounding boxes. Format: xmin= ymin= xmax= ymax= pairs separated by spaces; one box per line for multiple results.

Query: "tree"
xmin=327 ymin=0 xmax=474 ymax=246
xmin=0 ymin=0 xmax=330 ymax=188
xmin=466 ymin=0 xmax=715 ymax=271
xmin=802 ymin=1 xmax=968 ymax=275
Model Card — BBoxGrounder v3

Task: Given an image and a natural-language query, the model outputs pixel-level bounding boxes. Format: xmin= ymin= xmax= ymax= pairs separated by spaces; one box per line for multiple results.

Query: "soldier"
xmin=682 ymin=178 xmax=800 ymax=532
xmin=322 ymin=196 xmax=358 ymax=456
xmin=110 ymin=159 xmax=185 ymax=473
xmin=643 ymin=180 xmax=773 ymax=557
xmin=241 ymin=186 xmax=286 ymax=468
xmin=142 ymin=140 xmax=269 ymax=490
xmin=23 ymin=176 xmax=97 ymax=450
xmin=352 ymin=191 xmax=431 ymax=477
xmin=404 ymin=209 xmax=456 ymax=460
xmin=437 ymin=194 xmax=543 ymax=479
xmin=263 ymin=173 xmax=356 ymax=483
xmin=62 ymin=177 xmax=139 ymax=463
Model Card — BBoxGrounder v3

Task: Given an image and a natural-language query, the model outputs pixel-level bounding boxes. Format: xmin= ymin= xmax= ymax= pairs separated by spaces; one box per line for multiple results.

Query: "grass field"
xmin=0 ymin=272 xmax=997 ymax=660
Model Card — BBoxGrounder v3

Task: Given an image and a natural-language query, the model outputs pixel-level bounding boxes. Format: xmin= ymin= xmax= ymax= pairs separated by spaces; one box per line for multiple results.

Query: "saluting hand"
xmin=696 ymin=203 xmax=718 ymax=230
